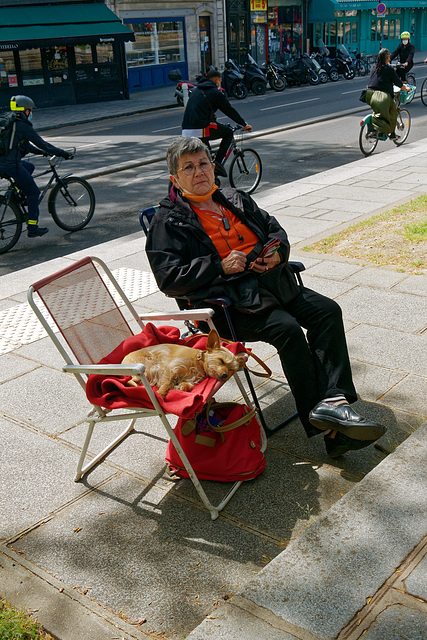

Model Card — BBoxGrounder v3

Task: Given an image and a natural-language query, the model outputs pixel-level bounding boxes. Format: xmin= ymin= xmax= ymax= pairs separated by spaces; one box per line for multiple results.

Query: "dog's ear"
xmin=206 ymin=329 xmax=220 ymax=351
xmin=236 ymin=355 xmax=246 ymax=369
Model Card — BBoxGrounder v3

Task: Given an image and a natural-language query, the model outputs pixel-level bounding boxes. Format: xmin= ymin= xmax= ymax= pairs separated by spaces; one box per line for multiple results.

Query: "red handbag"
xmin=165 ymin=400 xmax=266 ymax=482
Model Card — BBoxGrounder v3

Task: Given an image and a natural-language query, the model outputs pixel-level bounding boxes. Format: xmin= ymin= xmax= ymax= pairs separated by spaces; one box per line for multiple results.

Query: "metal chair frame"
xmin=27 ymin=255 xmax=266 ymax=520
xmin=139 ymin=206 xmax=304 ymax=436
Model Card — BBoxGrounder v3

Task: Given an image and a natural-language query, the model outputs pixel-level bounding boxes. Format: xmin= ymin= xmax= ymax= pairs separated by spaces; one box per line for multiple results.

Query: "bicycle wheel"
xmin=48 ymin=177 xmax=95 ymax=231
xmin=0 ymin=195 xmax=22 ymax=254
xmin=356 ymin=60 xmax=366 ymax=76
xmin=421 ymin=78 xmax=427 ymax=106
xmin=406 ymin=73 xmax=416 ymax=87
xmin=394 ymin=108 xmax=411 ymax=146
xmin=229 ymin=149 xmax=262 ymax=194
xmin=359 ymin=123 xmax=378 ymax=156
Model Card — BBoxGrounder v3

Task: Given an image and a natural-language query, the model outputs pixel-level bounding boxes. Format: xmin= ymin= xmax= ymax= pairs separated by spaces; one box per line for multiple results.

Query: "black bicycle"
xmin=0 ymin=147 xmax=95 ymax=254
xmin=217 ymin=125 xmax=262 ymax=194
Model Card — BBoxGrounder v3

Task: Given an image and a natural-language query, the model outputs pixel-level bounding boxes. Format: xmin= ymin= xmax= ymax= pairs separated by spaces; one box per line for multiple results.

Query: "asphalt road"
xmin=2 ymin=77 xmax=427 ymax=275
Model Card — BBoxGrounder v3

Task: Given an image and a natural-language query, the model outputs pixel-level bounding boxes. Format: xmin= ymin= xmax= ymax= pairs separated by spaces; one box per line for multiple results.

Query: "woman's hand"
xmin=250 ymin=251 xmax=281 ymax=274
xmin=221 ymin=250 xmax=248 ymax=274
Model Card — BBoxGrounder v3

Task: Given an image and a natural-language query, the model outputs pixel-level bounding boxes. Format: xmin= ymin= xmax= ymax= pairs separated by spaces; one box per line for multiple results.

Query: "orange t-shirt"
xmin=193 ymin=204 xmax=259 ymax=259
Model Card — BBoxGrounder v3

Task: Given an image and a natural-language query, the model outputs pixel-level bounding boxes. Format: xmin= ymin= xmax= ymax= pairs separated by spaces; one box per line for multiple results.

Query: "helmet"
xmin=401 ymin=32 xmax=411 ymax=40
xmin=10 ymin=95 xmax=36 ymax=111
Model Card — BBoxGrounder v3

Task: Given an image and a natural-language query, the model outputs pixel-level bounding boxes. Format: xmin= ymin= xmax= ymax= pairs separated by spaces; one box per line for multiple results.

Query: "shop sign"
xmin=0 ymin=43 xmax=18 ymax=50
xmin=100 ymin=37 xmax=115 ymax=43
xmin=377 ymin=3 xmax=386 ymax=18
xmin=250 ymin=0 xmax=267 ymax=11
xmin=8 ymin=74 xmax=18 ymax=87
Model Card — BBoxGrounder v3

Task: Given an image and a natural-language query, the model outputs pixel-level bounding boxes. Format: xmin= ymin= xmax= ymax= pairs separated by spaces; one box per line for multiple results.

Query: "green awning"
xmin=0 ymin=3 xmax=134 ymax=49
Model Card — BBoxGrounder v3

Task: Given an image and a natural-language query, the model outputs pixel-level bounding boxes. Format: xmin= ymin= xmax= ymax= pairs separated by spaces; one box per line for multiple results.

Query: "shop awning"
xmin=0 ymin=2 xmax=134 ymax=49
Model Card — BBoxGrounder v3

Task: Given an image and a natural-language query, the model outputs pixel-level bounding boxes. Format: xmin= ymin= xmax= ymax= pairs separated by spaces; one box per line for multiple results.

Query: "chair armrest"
xmin=139 ymin=308 xmax=215 ymax=322
xmin=204 ymin=296 xmax=232 ymax=309
xmin=63 ymin=363 xmax=145 ymax=376
xmin=289 ymin=261 xmax=305 ymax=274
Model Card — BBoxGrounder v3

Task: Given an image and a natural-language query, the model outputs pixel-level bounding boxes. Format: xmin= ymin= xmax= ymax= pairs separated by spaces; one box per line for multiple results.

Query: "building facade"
xmin=108 ymin=0 xmax=227 ymax=91
xmin=0 ymin=0 xmax=134 ymax=109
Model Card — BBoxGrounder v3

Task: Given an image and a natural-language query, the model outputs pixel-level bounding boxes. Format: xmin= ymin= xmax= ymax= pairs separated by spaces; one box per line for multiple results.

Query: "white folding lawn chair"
xmin=27 ymin=256 xmax=266 ymax=520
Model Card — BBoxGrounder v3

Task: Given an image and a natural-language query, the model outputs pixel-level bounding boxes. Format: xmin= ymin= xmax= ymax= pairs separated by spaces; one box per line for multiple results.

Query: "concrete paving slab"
xmin=350 ymin=360 xmax=407 ymax=403
xmin=237 ymin=423 xmax=427 ymax=640
xmin=297 ymin=273 xmax=356 ymax=299
xmin=10 ymin=473 xmax=280 ymax=639
xmin=406 ymin=554 xmax=427 ymax=601
xmin=393 ymin=273 xmax=427 ymax=297
xmin=303 ymin=259 xmax=362 ymax=280
xmin=186 ymin=601 xmax=299 ymax=640
xmin=317 ymin=184 xmax=405 ymax=204
xmin=346 ymin=324 xmax=427 ymax=377
xmin=0 ymin=366 xmax=89 ymax=434
xmin=0 ymin=352 xmax=40 ymax=383
xmin=380 ymin=374 xmax=427 ymax=417
xmin=317 ymin=209 xmax=366 ymax=222
xmin=361 ymin=604 xmax=427 ymax=640
xmin=347 ymin=267 xmax=407 ymax=288
xmin=0 ymin=417 xmax=109 ymax=541
xmin=336 ymin=286 xmax=427 ymax=332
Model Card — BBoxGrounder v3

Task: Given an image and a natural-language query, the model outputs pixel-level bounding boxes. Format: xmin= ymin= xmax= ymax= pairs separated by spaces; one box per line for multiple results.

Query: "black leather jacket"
xmin=146 ymin=187 xmax=299 ymax=311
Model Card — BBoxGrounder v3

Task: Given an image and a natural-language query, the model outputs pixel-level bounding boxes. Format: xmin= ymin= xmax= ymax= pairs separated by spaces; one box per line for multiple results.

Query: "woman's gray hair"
xmin=167 ymin=137 xmax=211 ymax=176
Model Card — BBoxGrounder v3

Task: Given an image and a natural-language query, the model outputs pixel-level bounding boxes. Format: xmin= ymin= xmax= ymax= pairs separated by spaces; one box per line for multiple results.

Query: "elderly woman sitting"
xmin=146 ymin=136 xmax=386 ymax=458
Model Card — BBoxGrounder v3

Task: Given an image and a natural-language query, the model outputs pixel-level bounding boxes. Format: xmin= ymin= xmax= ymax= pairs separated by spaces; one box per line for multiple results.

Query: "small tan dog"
xmin=122 ymin=329 xmax=245 ymax=398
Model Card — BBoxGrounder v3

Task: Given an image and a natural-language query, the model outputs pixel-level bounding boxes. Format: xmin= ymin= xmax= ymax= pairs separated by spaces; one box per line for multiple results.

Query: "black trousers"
xmin=211 ymin=287 xmax=357 ymax=437
xmin=202 ymin=122 xmax=233 ymax=165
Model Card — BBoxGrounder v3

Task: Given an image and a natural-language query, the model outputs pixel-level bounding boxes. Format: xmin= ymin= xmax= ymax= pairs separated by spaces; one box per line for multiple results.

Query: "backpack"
xmin=0 ymin=112 xmax=19 ymax=156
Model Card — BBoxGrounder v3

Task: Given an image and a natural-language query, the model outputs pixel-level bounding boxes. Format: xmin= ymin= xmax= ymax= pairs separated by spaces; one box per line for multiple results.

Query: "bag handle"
xmin=204 ymin=399 xmax=257 ymax=432
xmin=185 ymin=333 xmax=272 ymax=378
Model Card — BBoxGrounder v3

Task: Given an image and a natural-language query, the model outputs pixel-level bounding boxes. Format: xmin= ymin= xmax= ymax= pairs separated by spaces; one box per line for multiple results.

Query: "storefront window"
xmin=96 ymin=43 xmax=114 ymax=64
xmin=0 ymin=51 xmax=18 ymax=89
xmin=74 ymin=44 xmax=93 ymax=65
xmin=268 ymin=5 xmax=302 ymax=62
xmin=383 ymin=20 xmax=389 ymax=40
xmin=46 ymin=46 xmax=69 ymax=84
xmin=20 ymin=49 xmax=45 ymax=87
xmin=125 ymin=21 xmax=185 ymax=66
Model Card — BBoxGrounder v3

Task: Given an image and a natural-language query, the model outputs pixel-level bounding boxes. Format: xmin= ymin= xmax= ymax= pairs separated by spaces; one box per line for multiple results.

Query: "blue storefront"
xmin=308 ymin=0 xmax=427 ymax=56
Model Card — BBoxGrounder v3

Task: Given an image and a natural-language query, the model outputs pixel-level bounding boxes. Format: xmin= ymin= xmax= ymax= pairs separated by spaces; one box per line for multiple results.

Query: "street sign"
xmin=377 ymin=3 xmax=386 ymax=15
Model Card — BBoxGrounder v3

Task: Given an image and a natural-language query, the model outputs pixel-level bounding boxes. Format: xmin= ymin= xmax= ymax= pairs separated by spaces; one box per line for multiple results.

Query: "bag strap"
xmin=185 ymin=333 xmax=272 ymax=378
xmin=204 ymin=400 xmax=257 ymax=432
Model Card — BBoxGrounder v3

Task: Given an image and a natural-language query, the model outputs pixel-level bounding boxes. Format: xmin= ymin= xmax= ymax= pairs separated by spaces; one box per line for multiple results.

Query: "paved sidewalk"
xmin=1 ymin=97 xmax=427 ymax=639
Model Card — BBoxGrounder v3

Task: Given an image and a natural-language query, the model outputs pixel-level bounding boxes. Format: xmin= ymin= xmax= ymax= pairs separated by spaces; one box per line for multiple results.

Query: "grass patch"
xmin=0 ymin=599 xmax=55 ymax=640
xmin=302 ymin=195 xmax=427 ymax=273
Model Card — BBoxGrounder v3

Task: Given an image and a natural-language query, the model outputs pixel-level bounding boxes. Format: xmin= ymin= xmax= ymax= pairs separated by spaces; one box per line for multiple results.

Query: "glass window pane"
xmin=383 ymin=20 xmax=389 ymax=40
xmin=74 ymin=44 xmax=92 ymax=65
xmin=126 ymin=21 xmax=185 ymax=66
xmin=337 ymin=21 xmax=343 ymax=44
xmin=396 ymin=19 xmax=401 ymax=37
xmin=96 ymin=43 xmax=114 ymax=64
xmin=46 ymin=46 xmax=69 ymax=84
xmin=390 ymin=20 xmax=395 ymax=39
xmin=19 ymin=49 xmax=45 ymax=86
xmin=0 ymin=51 xmax=17 ymax=89
xmin=371 ymin=20 xmax=376 ymax=41
xmin=352 ymin=21 xmax=358 ymax=43
xmin=329 ymin=22 xmax=336 ymax=44
xmin=345 ymin=22 xmax=351 ymax=43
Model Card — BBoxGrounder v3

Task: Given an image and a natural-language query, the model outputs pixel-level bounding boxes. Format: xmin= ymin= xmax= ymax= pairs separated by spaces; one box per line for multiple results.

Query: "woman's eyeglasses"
xmin=177 ymin=160 xmax=213 ymax=176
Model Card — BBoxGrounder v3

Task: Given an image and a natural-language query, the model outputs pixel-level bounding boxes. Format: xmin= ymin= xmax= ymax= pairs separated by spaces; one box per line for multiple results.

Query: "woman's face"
xmin=170 ymin=150 xmax=215 ymax=196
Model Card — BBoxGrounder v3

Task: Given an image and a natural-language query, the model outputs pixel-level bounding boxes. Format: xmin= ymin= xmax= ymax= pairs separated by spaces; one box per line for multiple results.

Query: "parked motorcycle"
xmin=168 ymin=69 xmax=195 ymax=106
xmin=309 ymin=53 xmax=328 ymax=84
xmin=282 ymin=54 xmax=319 ymax=86
xmin=261 ymin=59 xmax=287 ymax=91
xmin=240 ymin=54 xmax=268 ymax=95
xmin=315 ymin=46 xmax=339 ymax=82
xmin=222 ymin=59 xmax=248 ymax=99
xmin=327 ymin=44 xmax=355 ymax=80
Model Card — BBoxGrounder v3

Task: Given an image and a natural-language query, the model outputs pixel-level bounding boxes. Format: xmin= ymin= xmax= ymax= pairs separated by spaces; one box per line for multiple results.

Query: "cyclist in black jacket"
xmin=182 ymin=69 xmax=251 ymax=177
xmin=390 ymin=32 xmax=415 ymax=83
xmin=0 ymin=95 xmax=71 ymax=237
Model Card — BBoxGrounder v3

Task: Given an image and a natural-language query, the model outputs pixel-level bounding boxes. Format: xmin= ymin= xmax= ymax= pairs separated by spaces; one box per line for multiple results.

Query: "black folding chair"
xmin=139 ymin=205 xmax=305 ymax=436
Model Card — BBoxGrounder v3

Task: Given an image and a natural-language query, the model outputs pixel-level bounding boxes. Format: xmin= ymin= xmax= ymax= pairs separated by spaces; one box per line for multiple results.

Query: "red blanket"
xmin=86 ymin=323 xmax=246 ymax=419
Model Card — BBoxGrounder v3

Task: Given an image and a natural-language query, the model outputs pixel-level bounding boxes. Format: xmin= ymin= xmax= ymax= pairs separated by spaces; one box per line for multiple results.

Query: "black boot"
xmin=28 ymin=226 xmax=49 ymax=238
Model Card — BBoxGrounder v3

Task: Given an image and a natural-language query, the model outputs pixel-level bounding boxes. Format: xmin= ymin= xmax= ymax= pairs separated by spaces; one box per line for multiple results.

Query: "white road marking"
xmin=261 ymin=98 xmax=320 ymax=111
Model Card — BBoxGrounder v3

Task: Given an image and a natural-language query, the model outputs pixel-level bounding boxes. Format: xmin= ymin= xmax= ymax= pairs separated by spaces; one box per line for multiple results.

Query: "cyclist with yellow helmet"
xmin=390 ymin=32 xmax=415 ymax=83
xmin=0 ymin=95 xmax=71 ymax=238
